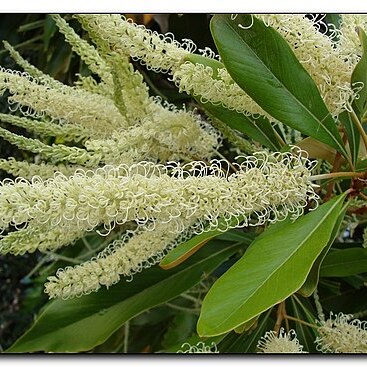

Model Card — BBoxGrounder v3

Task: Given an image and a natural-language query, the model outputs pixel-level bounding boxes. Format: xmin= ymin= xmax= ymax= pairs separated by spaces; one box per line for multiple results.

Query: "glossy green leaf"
xmin=218 ymin=229 xmax=255 ymax=243
xmin=356 ymin=157 xmax=367 ymax=172
xmin=197 ymin=194 xmax=347 ymax=336
xmin=217 ymin=308 xmax=273 ymax=353
xmin=339 ymin=111 xmax=360 ymax=165
xmin=7 ymin=240 xmax=241 ymax=353
xmin=298 ymin=201 xmax=348 ymax=297
xmin=352 ymin=27 xmax=367 ymax=119
xmin=183 ymin=54 xmax=282 ymax=150
xmin=210 ymin=14 xmax=347 ymax=157
xmin=200 ymin=101 xmax=282 ymax=151
xmin=159 ymin=235 xmax=213 ymax=270
xmin=320 ymin=248 xmax=367 ymax=278
xmin=160 ymin=217 xmax=253 ymax=269
xmin=233 ymin=315 xmax=258 ymax=334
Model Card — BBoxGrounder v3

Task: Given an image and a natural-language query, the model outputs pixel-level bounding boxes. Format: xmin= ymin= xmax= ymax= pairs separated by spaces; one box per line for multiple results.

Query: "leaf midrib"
xmin=211 ymin=198 xmax=342 ymax=333
xmin=243 ymin=115 xmax=278 ymax=150
xmin=200 ymin=90 xmax=279 ymax=151
xmin=219 ymin=16 xmax=346 ymax=156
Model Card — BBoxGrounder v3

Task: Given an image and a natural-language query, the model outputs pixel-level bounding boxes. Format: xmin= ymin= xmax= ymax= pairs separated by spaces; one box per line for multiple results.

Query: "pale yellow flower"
xmin=257 ymin=328 xmax=307 ymax=353
xmin=315 ymin=312 xmax=367 ymax=353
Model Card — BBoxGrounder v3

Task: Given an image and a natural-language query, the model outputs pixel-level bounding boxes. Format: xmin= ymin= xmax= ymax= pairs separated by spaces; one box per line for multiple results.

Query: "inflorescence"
xmin=0 ymin=149 xmax=318 ymax=299
xmin=2 ymin=14 xmax=365 ymax=301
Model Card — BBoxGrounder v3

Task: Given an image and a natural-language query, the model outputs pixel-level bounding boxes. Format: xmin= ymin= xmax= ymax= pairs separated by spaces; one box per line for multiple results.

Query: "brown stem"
xmin=284 ymin=315 xmax=318 ymax=329
xmin=310 ymin=171 xmax=365 ymax=181
xmin=328 ymin=135 xmax=344 ymax=200
xmin=273 ymin=301 xmax=286 ymax=335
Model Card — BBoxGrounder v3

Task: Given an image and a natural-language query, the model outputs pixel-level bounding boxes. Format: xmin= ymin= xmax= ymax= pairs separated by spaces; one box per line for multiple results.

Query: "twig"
xmin=82 ymin=237 xmax=93 ymax=252
xmin=283 ymin=315 xmax=318 ymax=329
xmin=310 ymin=171 xmax=364 ymax=181
xmin=349 ymin=108 xmax=367 ymax=153
xmin=22 ymin=255 xmax=49 ymax=280
xmin=165 ymin=302 xmax=200 ymax=313
xmin=214 ymin=149 xmax=238 ymax=172
xmin=43 ymin=251 xmax=81 ymax=264
xmin=273 ymin=301 xmax=286 ymax=335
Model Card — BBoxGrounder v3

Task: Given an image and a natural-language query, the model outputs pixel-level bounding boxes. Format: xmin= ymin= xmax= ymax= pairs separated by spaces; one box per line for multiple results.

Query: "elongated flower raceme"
xmin=0 ymin=158 xmax=81 ymax=180
xmin=0 ymin=67 xmax=127 ymax=135
xmin=315 ymin=312 xmax=367 ymax=353
xmin=75 ymin=14 xmax=272 ymax=119
xmin=172 ymin=62 xmax=272 ymax=119
xmin=337 ymin=15 xmax=367 ymax=67
xmin=51 ymin=14 xmax=113 ymax=86
xmin=75 ymin=14 xmax=195 ymax=73
xmin=256 ymin=14 xmax=367 ymax=116
xmin=0 ymin=126 xmax=101 ymax=167
xmin=0 ymin=111 xmax=219 ymax=171
xmin=1 ymin=45 xmax=220 ymax=165
xmin=2 ymin=41 xmax=64 ymax=89
xmin=73 ymin=14 xmax=367 ymax=120
xmin=44 ymin=220 xmax=196 ymax=299
xmin=0 ymin=150 xmax=318 ymax=237
xmin=0 ymin=222 xmax=85 ymax=255
xmin=0 ymin=113 xmax=89 ymax=142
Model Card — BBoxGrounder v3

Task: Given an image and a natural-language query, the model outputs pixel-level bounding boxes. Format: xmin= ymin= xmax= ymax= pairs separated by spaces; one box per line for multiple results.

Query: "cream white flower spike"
xmin=0 ymin=67 xmax=127 ymax=133
xmin=172 ymin=62 xmax=272 ymax=119
xmin=0 ymin=150 xmax=318 ymax=237
xmin=44 ymin=220 xmax=196 ymax=299
xmin=0 ymin=158 xmax=81 ymax=180
xmin=75 ymin=14 xmax=194 ymax=73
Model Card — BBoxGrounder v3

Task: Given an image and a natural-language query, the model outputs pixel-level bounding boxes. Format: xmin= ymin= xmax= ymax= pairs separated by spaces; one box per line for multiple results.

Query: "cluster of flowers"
xmin=1 ymin=14 xmax=366 ymax=355
xmin=2 ymin=14 xmax=364 ymax=301
xmin=257 ymin=312 xmax=367 ymax=354
xmin=0 ymin=15 xmax=221 ymax=178
xmin=0 ymin=149 xmax=318 ymax=298
xmin=177 ymin=312 xmax=367 ymax=354
xmin=78 ymin=14 xmax=367 ymax=119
